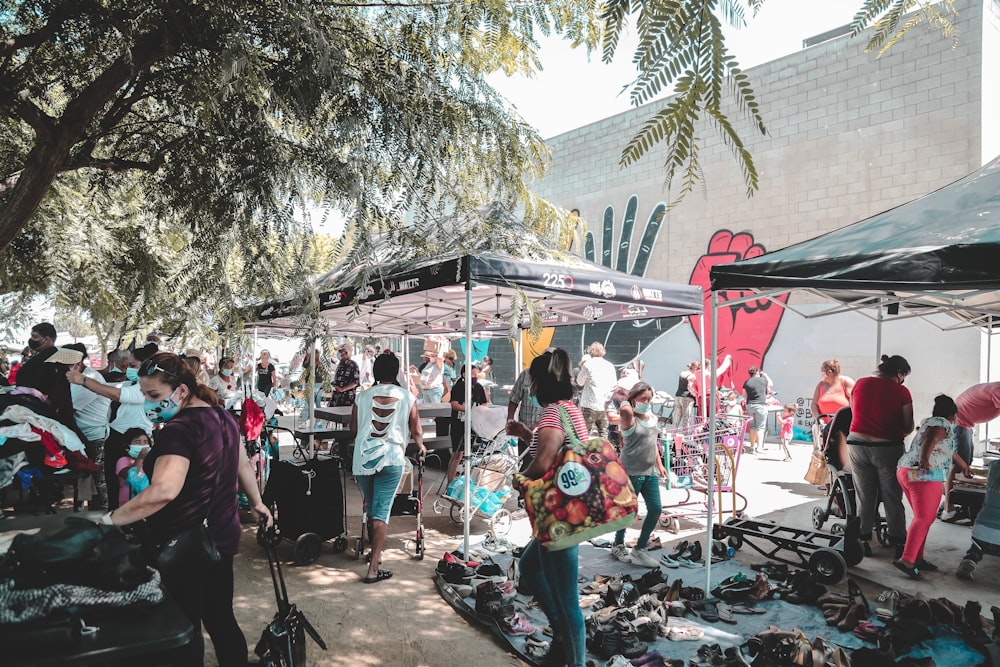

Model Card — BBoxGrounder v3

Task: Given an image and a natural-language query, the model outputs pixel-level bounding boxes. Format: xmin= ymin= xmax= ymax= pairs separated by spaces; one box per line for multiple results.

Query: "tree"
xmin=0 ymin=0 xmax=958 ymax=330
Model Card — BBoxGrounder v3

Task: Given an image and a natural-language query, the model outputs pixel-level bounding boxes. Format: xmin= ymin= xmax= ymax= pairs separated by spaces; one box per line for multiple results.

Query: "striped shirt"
xmin=529 ymin=401 xmax=589 ymax=458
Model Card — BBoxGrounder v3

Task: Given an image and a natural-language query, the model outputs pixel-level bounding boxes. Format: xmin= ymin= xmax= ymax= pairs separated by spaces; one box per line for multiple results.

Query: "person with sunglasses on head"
xmin=330 ymin=345 xmax=360 ymax=407
xmin=847 ymin=354 xmax=914 ymax=557
xmin=93 ymin=352 xmax=272 ymax=666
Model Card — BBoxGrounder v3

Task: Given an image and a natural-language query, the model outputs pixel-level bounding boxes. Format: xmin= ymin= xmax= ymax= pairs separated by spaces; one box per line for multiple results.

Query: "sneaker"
xmin=611 ymin=544 xmax=632 ymax=564
xmin=666 ymin=624 xmax=704 ymax=641
xmin=957 ymin=559 xmax=976 ymax=581
xmin=940 ymin=508 xmax=958 ymax=522
xmin=500 ymin=612 xmax=535 ymax=635
xmin=630 ymin=547 xmax=661 ymax=568
xmin=659 ymin=553 xmax=680 ymax=569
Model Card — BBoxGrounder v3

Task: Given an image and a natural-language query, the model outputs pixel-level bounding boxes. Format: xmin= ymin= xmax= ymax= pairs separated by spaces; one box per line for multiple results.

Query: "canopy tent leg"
xmin=463 ymin=284 xmax=474 ymax=558
xmin=705 ymin=291 xmax=720 ymax=593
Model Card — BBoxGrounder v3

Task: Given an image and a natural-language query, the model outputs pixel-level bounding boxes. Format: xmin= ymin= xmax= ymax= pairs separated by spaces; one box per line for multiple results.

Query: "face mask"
xmin=27 ymin=338 xmax=40 ymax=350
xmin=633 ymin=402 xmax=651 ymax=414
xmin=128 ymin=444 xmax=148 ymax=458
xmin=221 ymin=368 xmax=232 ymax=377
xmin=144 ymin=388 xmax=182 ymax=424
xmin=125 ymin=367 xmax=140 ymax=382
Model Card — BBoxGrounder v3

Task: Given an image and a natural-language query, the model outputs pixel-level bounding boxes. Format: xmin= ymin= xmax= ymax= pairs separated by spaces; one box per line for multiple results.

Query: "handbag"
xmin=516 ymin=407 xmax=638 ymax=551
xmin=152 ymin=522 xmax=221 ymax=579
xmin=804 ymin=450 xmax=830 ymax=485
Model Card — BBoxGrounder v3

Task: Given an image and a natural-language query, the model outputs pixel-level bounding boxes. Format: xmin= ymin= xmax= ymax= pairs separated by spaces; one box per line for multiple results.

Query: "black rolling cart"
xmin=260 ymin=456 xmax=349 ymax=564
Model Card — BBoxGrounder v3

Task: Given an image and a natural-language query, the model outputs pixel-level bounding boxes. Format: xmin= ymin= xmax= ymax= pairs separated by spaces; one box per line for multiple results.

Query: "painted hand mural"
xmin=555 ymin=195 xmax=681 ymax=364
xmin=688 ymin=230 xmax=789 ymax=385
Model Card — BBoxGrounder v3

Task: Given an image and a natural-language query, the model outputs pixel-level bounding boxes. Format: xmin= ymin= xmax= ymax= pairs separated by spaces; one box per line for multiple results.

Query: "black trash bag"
xmin=0 ymin=516 xmax=148 ymax=591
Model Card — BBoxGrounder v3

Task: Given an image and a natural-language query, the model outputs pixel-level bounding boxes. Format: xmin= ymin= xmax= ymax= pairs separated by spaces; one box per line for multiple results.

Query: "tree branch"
xmin=13 ymin=99 xmax=56 ymax=139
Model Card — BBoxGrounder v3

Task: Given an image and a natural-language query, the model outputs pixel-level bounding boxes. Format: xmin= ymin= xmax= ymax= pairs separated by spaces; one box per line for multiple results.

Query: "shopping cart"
xmin=432 ymin=406 xmax=522 ymax=537
xmin=659 ymin=415 xmax=750 ymax=533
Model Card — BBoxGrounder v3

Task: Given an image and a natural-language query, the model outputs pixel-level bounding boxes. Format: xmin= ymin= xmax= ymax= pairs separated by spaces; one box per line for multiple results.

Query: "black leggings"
xmin=204 ymin=554 xmax=249 ymax=666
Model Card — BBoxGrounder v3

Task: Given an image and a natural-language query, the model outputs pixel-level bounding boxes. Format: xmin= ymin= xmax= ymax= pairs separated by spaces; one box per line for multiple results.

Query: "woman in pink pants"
xmin=895 ymin=395 xmax=972 ymax=579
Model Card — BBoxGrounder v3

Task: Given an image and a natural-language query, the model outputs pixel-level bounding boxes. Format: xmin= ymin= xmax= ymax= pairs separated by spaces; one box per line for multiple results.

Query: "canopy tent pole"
xmin=876 ymin=303 xmax=884 ymax=364
xmin=705 ymin=290 xmax=720 ymax=593
xmin=463 ymin=283 xmax=474 ymax=557
xmin=306 ymin=338 xmax=315 ymax=457
xmin=699 ymin=314 xmax=707 ymax=420
xmin=987 ymin=318 xmax=993 ymax=450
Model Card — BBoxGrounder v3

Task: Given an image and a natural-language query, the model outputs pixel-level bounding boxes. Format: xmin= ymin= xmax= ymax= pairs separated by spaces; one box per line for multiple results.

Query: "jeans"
xmin=518 ymin=540 xmax=585 ymax=667
xmin=964 ymin=537 xmax=1000 ymax=564
xmin=896 ymin=469 xmax=941 ymax=564
xmin=674 ymin=396 xmax=694 ymax=429
xmin=848 ymin=442 xmax=907 ymax=544
xmin=615 ymin=475 xmax=662 ymax=549
xmin=954 ymin=425 xmax=974 ymax=464
xmin=356 ymin=465 xmax=404 ymax=524
xmin=582 ymin=408 xmax=608 ymax=439
xmin=419 ymin=387 xmax=443 ymax=404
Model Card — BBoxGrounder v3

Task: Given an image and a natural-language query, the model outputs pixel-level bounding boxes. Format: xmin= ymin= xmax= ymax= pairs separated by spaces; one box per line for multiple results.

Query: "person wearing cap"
xmin=15 ymin=322 xmax=79 ymax=431
xmin=329 ymin=346 xmax=360 ymax=407
xmin=418 ymin=351 xmax=444 ymax=404
xmin=355 ymin=344 xmax=377 ymax=390
xmin=575 ymin=342 xmax=617 ymax=438
xmin=64 ymin=342 xmax=112 ymax=510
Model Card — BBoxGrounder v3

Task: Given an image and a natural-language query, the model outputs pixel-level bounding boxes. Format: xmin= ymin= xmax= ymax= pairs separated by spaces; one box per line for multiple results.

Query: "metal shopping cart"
xmin=659 ymin=415 xmax=750 ymax=533
xmin=432 ymin=406 xmax=522 ymax=537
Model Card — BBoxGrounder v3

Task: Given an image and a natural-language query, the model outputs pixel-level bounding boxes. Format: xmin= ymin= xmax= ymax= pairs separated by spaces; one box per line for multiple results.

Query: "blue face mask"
xmin=128 ymin=444 xmax=148 ymax=458
xmin=144 ymin=388 xmax=182 ymax=424
xmin=125 ymin=367 xmax=140 ymax=382
xmin=633 ymin=402 xmax=651 ymax=414
xmin=221 ymin=368 xmax=232 ymax=377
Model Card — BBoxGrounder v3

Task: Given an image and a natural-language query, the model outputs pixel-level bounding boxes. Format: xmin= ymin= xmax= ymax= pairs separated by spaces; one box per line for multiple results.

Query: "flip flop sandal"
xmin=362 ymin=568 xmax=393 ymax=584
xmin=726 ymin=602 xmax=767 ymax=615
xmin=714 ymin=602 xmax=737 ymax=624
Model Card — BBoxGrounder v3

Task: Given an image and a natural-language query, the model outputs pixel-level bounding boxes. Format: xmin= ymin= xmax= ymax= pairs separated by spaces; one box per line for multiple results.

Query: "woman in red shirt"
xmin=848 ymin=354 xmax=914 ymax=555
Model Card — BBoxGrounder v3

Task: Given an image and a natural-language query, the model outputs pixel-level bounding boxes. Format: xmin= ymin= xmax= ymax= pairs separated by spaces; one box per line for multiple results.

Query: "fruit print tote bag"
xmin=516 ymin=407 xmax=638 ymax=551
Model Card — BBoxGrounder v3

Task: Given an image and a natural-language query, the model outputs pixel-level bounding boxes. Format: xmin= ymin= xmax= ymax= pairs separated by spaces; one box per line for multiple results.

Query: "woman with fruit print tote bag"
xmin=507 ymin=348 xmax=635 ymax=667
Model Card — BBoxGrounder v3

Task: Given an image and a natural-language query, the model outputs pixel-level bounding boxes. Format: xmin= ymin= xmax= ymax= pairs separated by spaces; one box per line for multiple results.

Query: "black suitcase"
xmin=261 ymin=458 xmax=348 ymax=564
xmin=255 ymin=524 xmax=327 ymax=666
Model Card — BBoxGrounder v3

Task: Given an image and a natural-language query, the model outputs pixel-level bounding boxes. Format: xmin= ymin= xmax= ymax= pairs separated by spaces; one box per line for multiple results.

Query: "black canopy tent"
xmin=247 ymin=207 xmax=703 ymax=555
xmin=693 ymin=157 xmax=1000 ymax=587
xmin=709 ymin=155 xmax=1000 ymax=330
xmin=247 ymin=250 xmax=703 ymax=336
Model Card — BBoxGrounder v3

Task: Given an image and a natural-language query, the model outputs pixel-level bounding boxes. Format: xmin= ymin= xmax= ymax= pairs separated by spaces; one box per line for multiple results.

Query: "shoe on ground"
xmin=630 ymin=547 xmax=660 ymax=568
xmin=659 ymin=553 xmax=679 ymax=568
xmin=940 ymin=508 xmax=958 ymax=522
xmin=500 ymin=612 xmax=535 ymax=635
xmin=957 ymin=559 xmax=976 ymax=581
xmin=605 ymin=656 xmax=633 ymax=667
xmin=611 ymin=544 xmax=632 ymax=564
xmin=666 ymin=624 xmax=704 ymax=641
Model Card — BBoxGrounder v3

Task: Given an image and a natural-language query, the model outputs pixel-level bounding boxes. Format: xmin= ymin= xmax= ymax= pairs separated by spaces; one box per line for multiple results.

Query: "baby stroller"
xmin=810 ymin=407 xmax=890 ymax=546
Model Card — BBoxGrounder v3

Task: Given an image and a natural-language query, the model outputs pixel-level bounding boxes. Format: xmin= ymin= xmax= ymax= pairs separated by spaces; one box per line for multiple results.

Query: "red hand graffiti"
xmin=688 ymin=230 xmax=789 ymax=385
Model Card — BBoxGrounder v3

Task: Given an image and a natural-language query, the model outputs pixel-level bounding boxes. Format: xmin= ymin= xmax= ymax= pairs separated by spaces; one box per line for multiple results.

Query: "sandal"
xmin=362 ymin=568 xmax=393 ymax=584
xmin=874 ymin=589 xmax=899 ymax=621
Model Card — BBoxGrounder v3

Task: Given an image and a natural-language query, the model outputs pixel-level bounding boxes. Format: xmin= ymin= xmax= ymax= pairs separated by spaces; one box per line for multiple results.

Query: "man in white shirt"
xmin=355 ymin=345 xmax=376 ymax=390
xmin=575 ymin=341 xmax=618 ymax=438
xmin=65 ymin=343 xmax=112 ymax=510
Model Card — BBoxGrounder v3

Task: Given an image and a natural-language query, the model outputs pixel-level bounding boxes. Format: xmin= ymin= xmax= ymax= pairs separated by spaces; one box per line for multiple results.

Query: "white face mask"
xmin=633 ymin=402 xmax=651 ymax=414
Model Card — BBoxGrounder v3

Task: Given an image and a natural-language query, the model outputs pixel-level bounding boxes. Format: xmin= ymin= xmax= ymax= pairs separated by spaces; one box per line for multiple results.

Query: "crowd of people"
xmin=8 ymin=324 xmax=1000 ymax=665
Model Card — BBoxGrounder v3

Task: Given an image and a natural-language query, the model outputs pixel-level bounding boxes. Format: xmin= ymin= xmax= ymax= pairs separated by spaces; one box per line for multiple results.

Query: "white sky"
xmin=488 ymin=0 xmax=863 ymax=138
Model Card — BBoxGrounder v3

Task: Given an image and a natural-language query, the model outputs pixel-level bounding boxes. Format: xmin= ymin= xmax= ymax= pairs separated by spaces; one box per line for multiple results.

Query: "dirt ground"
xmin=224 ymin=464 xmax=527 ymax=667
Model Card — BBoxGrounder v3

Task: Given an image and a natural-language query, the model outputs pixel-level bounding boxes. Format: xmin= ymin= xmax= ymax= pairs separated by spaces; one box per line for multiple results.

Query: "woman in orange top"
xmin=811 ymin=359 xmax=855 ymax=421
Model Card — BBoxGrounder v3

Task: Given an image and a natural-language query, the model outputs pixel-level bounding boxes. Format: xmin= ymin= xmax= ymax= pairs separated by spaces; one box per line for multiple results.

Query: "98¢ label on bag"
xmin=557 ymin=462 xmax=592 ymax=496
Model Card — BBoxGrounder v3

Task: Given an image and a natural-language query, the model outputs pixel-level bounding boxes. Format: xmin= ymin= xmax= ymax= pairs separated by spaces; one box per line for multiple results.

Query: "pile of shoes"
xmin=435 ymin=551 xmax=503 ymax=587
xmin=816 ymin=579 xmax=869 ymax=634
xmin=742 ymin=626 xmax=851 ymax=666
xmin=749 ymin=562 xmax=826 ymax=605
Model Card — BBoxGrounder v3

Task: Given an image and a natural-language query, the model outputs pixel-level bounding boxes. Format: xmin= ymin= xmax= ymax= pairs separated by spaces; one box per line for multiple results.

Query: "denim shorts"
xmin=356 ymin=465 xmax=404 ymax=524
